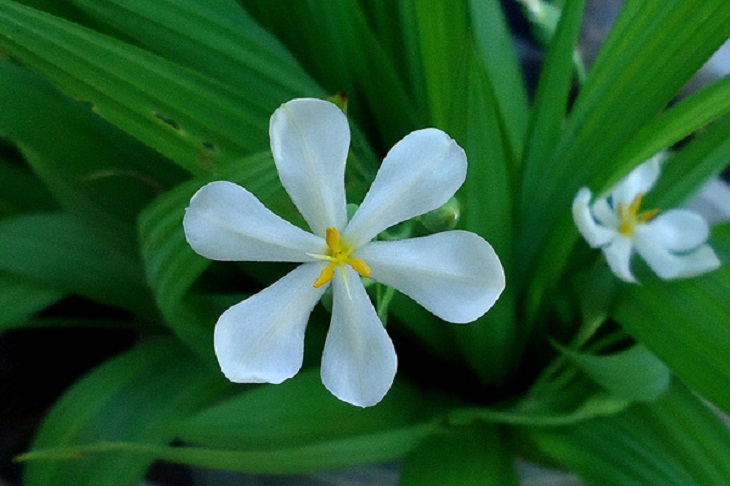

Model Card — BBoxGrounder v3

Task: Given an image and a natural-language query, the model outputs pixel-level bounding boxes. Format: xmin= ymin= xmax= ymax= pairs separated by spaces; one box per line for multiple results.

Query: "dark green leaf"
xmin=175 ymin=369 xmax=452 ymax=450
xmin=0 ymin=59 xmax=183 ymax=249
xmin=0 ymin=155 xmax=56 ymax=217
xmin=22 ymin=339 xmax=229 ymax=486
xmin=0 ymin=273 xmax=63 ymax=333
xmin=0 ymin=213 xmax=154 ymax=316
xmin=400 ymin=424 xmax=519 ymax=486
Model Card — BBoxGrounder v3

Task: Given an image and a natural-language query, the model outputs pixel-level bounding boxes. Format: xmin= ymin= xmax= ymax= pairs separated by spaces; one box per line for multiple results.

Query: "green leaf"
xmin=175 ymin=369 xmax=451 ymax=450
xmin=68 ymin=0 xmax=323 ymax=107
xmin=0 ymin=155 xmax=56 ymax=217
xmin=613 ymin=224 xmax=730 ymax=415
xmin=650 ymin=114 xmax=730 ymax=209
xmin=603 ymin=76 xmax=730 ymax=197
xmin=518 ymin=381 xmax=730 ymax=485
xmin=400 ymin=425 xmax=519 ymax=486
xmin=0 ymin=60 xmax=183 ymax=250
xmin=244 ymin=1 xmax=421 ymax=148
xmin=468 ymin=0 xmax=529 ymax=163
xmin=410 ymin=0 xmax=471 ymax=129
xmin=558 ymin=343 xmax=671 ymax=401
xmin=0 ymin=273 xmax=63 ymax=333
xmin=22 ymin=372 xmax=448 ymax=475
xmin=303 ymin=2 xmax=421 ymax=146
xmin=22 ymin=339 xmax=229 ymax=486
xmin=0 ymin=213 xmax=154 ymax=316
xmin=449 ymin=364 xmax=630 ymax=427
xmin=448 ymin=62 xmax=519 ymax=386
xmin=0 ymin=1 xmax=274 ymax=174
xmin=407 ymin=0 xmax=519 ymax=386
xmin=520 ymin=0 xmax=586 ymax=213
xmin=519 ymin=0 xmax=730 ymax=269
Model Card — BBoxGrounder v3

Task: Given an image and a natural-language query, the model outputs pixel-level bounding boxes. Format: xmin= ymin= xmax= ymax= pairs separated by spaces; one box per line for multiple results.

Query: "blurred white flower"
xmin=183 ymin=98 xmax=505 ymax=407
xmin=573 ymin=155 xmax=721 ymax=283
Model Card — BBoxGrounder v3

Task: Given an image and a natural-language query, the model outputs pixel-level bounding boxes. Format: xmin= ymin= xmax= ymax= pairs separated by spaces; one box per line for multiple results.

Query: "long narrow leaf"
xmin=0 ymin=60 xmax=182 ymax=249
xmin=22 ymin=339 xmax=229 ymax=486
xmin=0 ymin=213 xmax=154 ymax=316
xmin=517 ymin=381 xmax=730 ymax=485
xmin=400 ymin=425 xmax=519 ymax=486
xmin=613 ymin=224 xmax=730 ymax=416
xmin=519 ymin=0 xmax=586 ymax=219
xmin=468 ymin=0 xmax=529 ymax=162
xmin=69 ymin=0 xmax=323 ymax=106
xmin=0 ymin=1 xmax=273 ymax=174
xmin=520 ymin=0 xmax=730 ymax=267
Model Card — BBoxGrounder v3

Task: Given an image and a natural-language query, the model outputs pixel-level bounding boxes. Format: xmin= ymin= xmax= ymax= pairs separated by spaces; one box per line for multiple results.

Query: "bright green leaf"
xmin=69 ymin=0 xmax=323 ymax=108
xmin=518 ymin=381 xmax=730 ymax=485
xmin=0 ymin=1 xmax=273 ymax=174
xmin=613 ymin=225 xmax=730 ymax=415
xmin=558 ymin=343 xmax=671 ymax=401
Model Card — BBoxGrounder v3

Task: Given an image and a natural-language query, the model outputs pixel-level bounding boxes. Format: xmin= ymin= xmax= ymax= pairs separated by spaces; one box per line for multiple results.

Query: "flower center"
xmin=310 ymin=227 xmax=370 ymax=288
xmin=617 ymin=193 xmax=659 ymax=235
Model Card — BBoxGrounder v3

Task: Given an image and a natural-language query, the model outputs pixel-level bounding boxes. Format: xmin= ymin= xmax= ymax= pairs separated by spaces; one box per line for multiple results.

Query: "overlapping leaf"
xmin=0 ymin=60 xmax=182 ymax=249
xmin=518 ymin=382 xmax=730 ymax=485
xmin=613 ymin=224 xmax=730 ymax=416
xmin=0 ymin=1 xmax=274 ymax=174
xmin=21 ymin=339 xmax=229 ymax=486
xmin=0 ymin=213 xmax=154 ymax=316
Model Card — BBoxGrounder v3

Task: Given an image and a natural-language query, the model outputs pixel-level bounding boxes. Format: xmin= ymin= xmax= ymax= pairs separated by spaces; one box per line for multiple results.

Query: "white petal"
xmin=270 ymin=98 xmax=349 ymax=235
xmin=321 ymin=268 xmax=397 ymax=407
xmin=641 ymin=209 xmax=710 ymax=251
xmin=611 ymin=156 xmax=662 ymax=205
xmin=214 ymin=263 xmax=327 ymax=383
xmin=184 ymin=181 xmax=325 ymax=262
xmin=344 ymin=128 xmax=467 ymax=247
xmin=355 ymin=231 xmax=505 ymax=323
xmin=573 ymin=188 xmax=616 ymax=248
xmin=635 ymin=233 xmax=721 ymax=280
xmin=603 ymin=236 xmax=636 ymax=283
xmin=672 ymin=245 xmax=721 ymax=278
xmin=592 ymin=197 xmax=620 ymax=228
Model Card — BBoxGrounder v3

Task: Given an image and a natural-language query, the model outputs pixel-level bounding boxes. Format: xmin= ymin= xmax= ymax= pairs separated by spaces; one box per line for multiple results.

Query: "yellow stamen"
xmin=311 ymin=227 xmax=371 ymax=289
xmin=313 ymin=266 xmax=335 ymax=288
xmin=618 ymin=193 xmax=659 ymax=235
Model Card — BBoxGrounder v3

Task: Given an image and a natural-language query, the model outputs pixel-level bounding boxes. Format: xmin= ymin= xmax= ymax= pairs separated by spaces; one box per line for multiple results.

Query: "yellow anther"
xmin=348 ymin=257 xmax=371 ymax=278
xmin=618 ymin=193 xmax=659 ymax=235
xmin=313 ymin=266 xmax=335 ymax=288
xmin=325 ymin=226 xmax=343 ymax=254
xmin=311 ymin=227 xmax=370 ymax=288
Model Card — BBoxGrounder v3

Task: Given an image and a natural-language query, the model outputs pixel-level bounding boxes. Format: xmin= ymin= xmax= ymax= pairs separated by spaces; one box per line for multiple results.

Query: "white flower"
xmin=183 ymin=98 xmax=505 ymax=407
xmin=572 ymin=155 xmax=721 ymax=283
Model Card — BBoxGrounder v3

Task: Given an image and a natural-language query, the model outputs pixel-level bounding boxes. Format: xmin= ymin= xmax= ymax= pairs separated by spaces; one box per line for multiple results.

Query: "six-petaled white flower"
xmin=183 ymin=98 xmax=505 ymax=407
xmin=572 ymin=155 xmax=721 ymax=283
